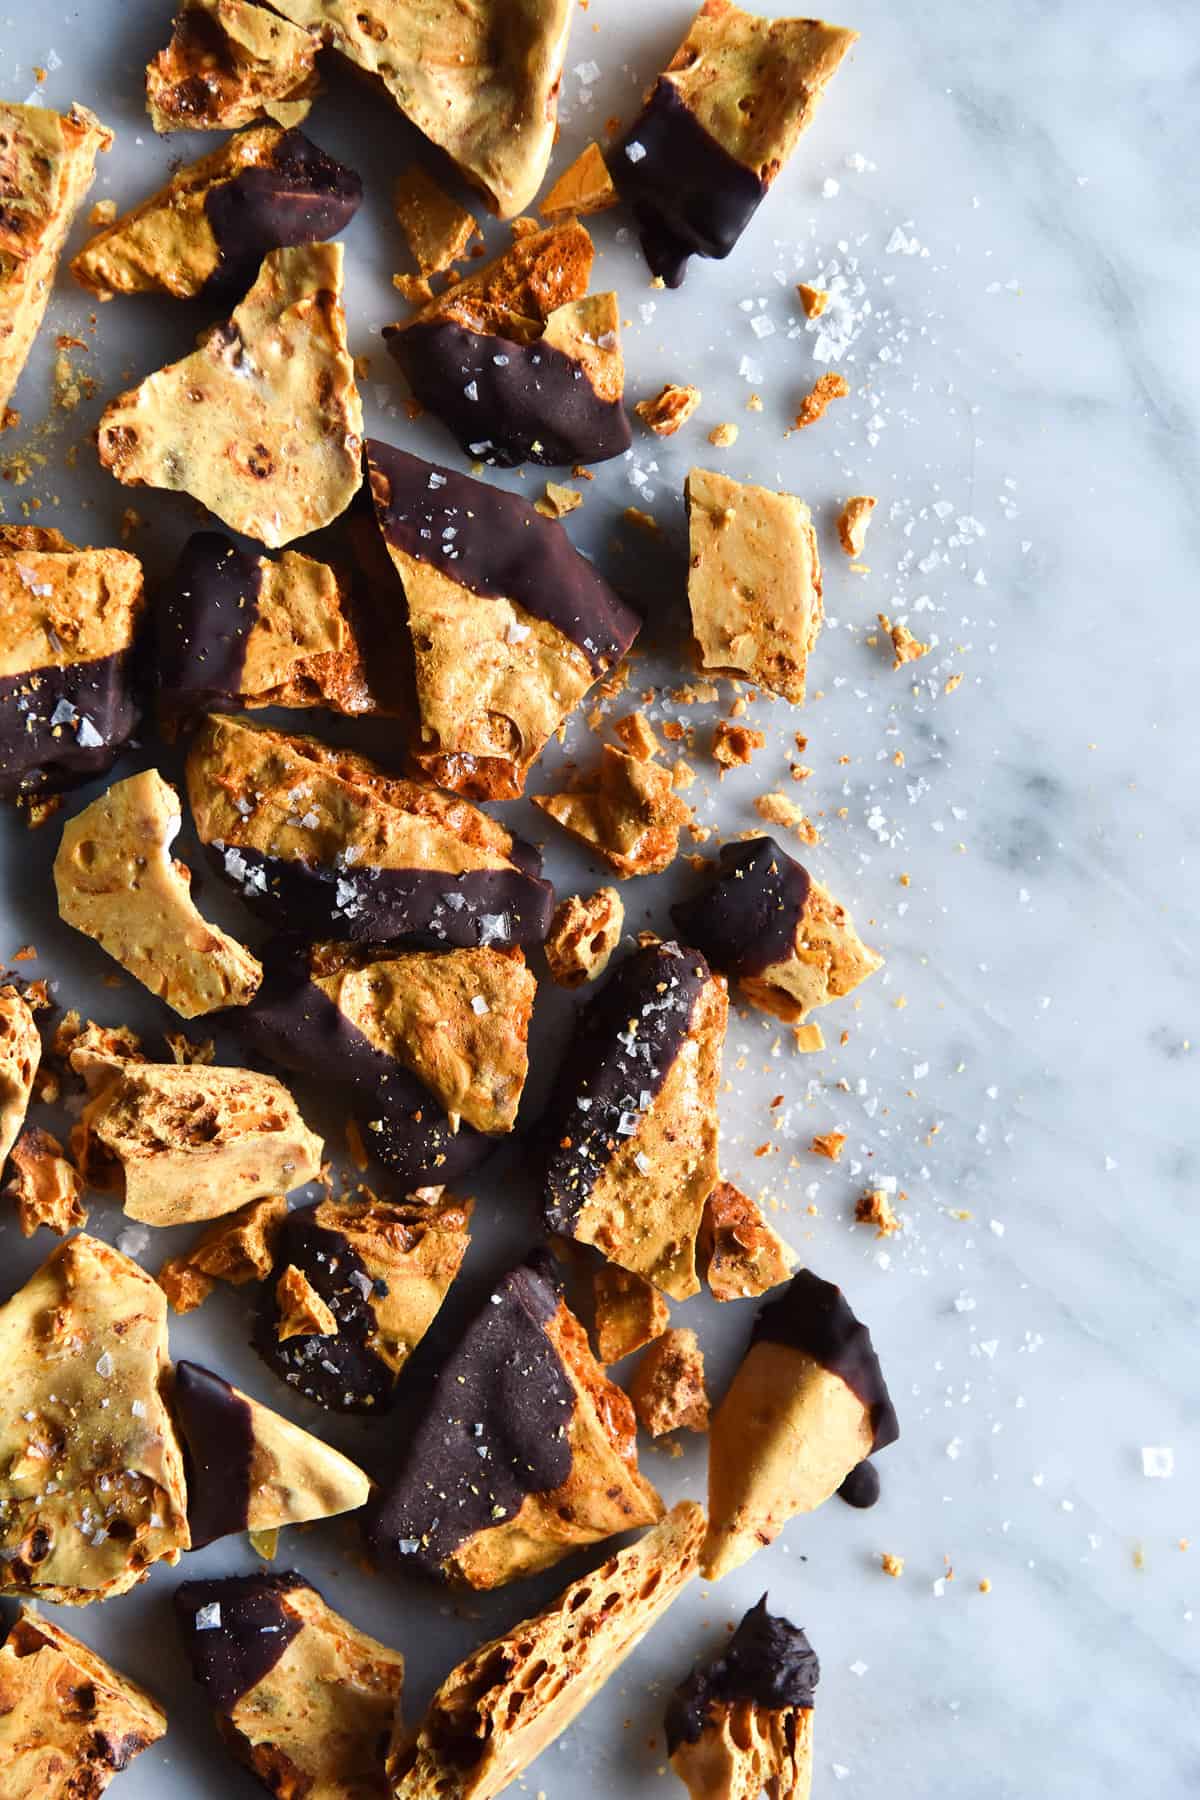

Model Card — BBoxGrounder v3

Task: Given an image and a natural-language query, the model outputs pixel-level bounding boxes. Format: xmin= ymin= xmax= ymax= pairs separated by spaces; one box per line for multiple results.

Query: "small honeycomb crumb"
xmin=796 ymin=282 xmax=829 ymax=318
xmin=879 ymin=612 xmax=931 ymax=668
xmin=592 ymin=1264 xmax=669 ymax=1364
xmin=89 ymin=198 xmax=118 ymax=227
xmin=544 ymin=887 xmax=625 ymax=989
xmin=837 ymin=494 xmax=877 ymax=556
xmin=810 ymin=1131 xmax=846 ymax=1162
xmin=711 ymin=721 xmax=765 ymax=770
xmin=634 ymin=382 xmax=701 ymax=437
xmin=708 ymin=422 xmax=739 ymax=448
xmin=944 ymin=672 xmax=964 ymax=694
xmin=794 ymin=372 xmax=849 ymax=430
xmin=535 ymin=482 xmax=583 ymax=519
xmin=613 ymin=711 xmax=662 ymax=762
xmin=6 ymin=1127 xmax=87 ymax=1237
xmin=392 ymin=271 xmax=435 ymax=308
xmin=881 ymin=1553 xmax=905 ymax=1578
xmin=979 ymin=1577 xmax=992 ymax=1594
xmin=793 ymin=1023 xmax=824 ymax=1052
xmin=628 ymin=1328 xmax=709 ymax=1438
xmin=672 ymin=759 xmax=696 ymax=791
xmin=157 ymin=1195 xmax=288 ymax=1314
xmin=276 ymin=1263 xmax=338 ymax=1341
xmin=745 ymin=393 xmax=763 ymax=412
xmin=856 ymin=1188 xmax=901 ymax=1237
xmin=754 ymin=792 xmax=821 ymax=844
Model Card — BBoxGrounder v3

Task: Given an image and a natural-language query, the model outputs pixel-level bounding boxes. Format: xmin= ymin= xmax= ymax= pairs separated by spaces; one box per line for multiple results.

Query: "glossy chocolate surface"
xmin=837 ymin=1460 xmax=881 ymax=1508
xmin=175 ymin=1572 xmax=307 ymax=1713
xmin=173 ymin=1360 xmax=255 ymax=1550
xmin=754 ymin=1269 xmax=899 ymax=1452
xmin=671 ymin=836 xmax=811 ymax=980
xmin=159 ymin=532 xmax=259 ymax=717
xmin=204 ymin=128 xmax=362 ymax=296
xmin=0 ymin=652 xmax=138 ymax=800
xmin=664 ymin=1594 xmax=819 ymax=1753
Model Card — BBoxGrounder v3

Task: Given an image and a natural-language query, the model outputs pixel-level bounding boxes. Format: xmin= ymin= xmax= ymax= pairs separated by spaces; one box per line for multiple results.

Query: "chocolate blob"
xmin=664 ymin=1594 xmax=819 ymax=1754
xmin=837 ymin=1460 xmax=881 ymax=1509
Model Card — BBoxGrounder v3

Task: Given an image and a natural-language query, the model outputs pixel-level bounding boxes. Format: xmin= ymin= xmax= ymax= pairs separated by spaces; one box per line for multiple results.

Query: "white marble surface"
xmin=0 ymin=1 xmax=1196 ymax=1795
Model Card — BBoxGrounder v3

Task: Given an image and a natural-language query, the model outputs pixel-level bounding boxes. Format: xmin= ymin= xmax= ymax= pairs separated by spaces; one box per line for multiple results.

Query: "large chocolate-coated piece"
xmin=670 ymin=836 xmax=811 ymax=979
xmin=204 ymin=128 xmax=362 ymax=295
xmin=0 ymin=655 xmax=138 ymax=801
xmin=175 ymin=1572 xmax=306 ymax=1714
xmin=173 ymin=1361 xmax=255 ymax=1550
xmin=754 ymin=1269 xmax=899 ymax=1452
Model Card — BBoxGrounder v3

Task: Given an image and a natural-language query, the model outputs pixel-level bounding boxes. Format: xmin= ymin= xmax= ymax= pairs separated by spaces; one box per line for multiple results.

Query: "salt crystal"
xmin=1142 ymin=1447 xmax=1174 ymax=1479
xmin=95 ymin=1352 xmax=114 ymax=1379
xmin=470 ymin=996 xmax=490 ymax=1016
xmin=195 ymin=1603 xmax=222 ymax=1631
xmin=750 ymin=314 xmax=775 ymax=339
xmin=625 ymin=141 xmax=646 ymax=164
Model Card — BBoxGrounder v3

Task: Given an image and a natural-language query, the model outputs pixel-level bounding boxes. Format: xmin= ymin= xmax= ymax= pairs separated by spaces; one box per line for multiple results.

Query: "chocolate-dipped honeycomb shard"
xmin=0 ymin=531 xmax=145 ymax=803
xmin=532 ymin=745 xmax=692 ymax=878
xmin=71 ymin=1054 xmax=323 ymax=1227
xmin=237 ymin=939 xmax=533 ymax=1187
xmin=159 ymin=531 xmax=381 ymax=725
xmin=146 ymin=0 xmax=322 ymax=132
xmin=0 ymin=1607 xmax=167 ymax=1799
xmin=384 ymin=222 xmax=631 ymax=468
xmin=697 ymin=1179 xmax=796 ymax=1301
xmin=255 ymin=1194 xmax=471 ymax=1413
xmin=365 ymin=1255 xmax=662 ymax=1590
xmin=0 ymin=986 xmax=40 ymax=1167
xmin=261 ymin=0 xmax=571 ymax=219
xmin=672 ymin=836 xmax=882 ymax=1023
xmin=389 ymin=1501 xmax=706 ymax=1800
xmin=186 ymin=712 xmax=555 ymax=947
xmin=176 ymin=1572 xmax=405 ymax=1799
xmin=172 ymin=1359 xmax=370 ymax=1549
xmin=0 ymin=1234 xmax=190 ymax=1605
xmin=702 ymin=1269 xmax=898 ymax=1581
xmin=613 ymin=0 xmax=857 ymax=286
xmin=540 ymin=940 xmax=727 ymax=1301
xmin=54 ymin=769 xmax=263 ymax=1019
xmin=665 ymin=1595 xmax=818 ymax=1800
xmin=366 ymin=441 xmax=640 ymax=799
xmin=72 ymin=125 xmax=362 ymax=301
xmin=0 ymin=103 xmax=111 ymax=414
xmin=685 ymin=468 xmax=823 ymax=703
xmin=96 ymin=243 xmax=362 ymax=549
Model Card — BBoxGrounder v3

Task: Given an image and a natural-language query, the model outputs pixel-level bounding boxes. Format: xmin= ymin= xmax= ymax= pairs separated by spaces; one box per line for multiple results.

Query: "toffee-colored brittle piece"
xmin=685 ymin=467 xmax=823 ymax=704
xmin=55 ymin=769 xmax=263 ymax=1019
xmin=97 ymin=243 xmax=362 ymax=549
xmin=73 ymin=125 xmax=361 ymax=302
xmin=146 ymin=0 xmax=322 ymax=133
xmin=176 ymin=1572 xmax=405 ymax=1799
xmin=71 ymin=1053 xmax=323 ymax=1227
xmin=157 ymin=1194 xmax=288 ymax=1313
xmin=672 ymin=836 xmax=882 ymax=1022
xmin=544 ymin=886 xmax=624 ymax=988
xmin=366 ymin=440 xmax=640 ymax=799
xmin=186 ymin=711 xmax=555 ymax=949
xmin=592 ymin=1264 xmax=670 ymax=1364
xmin=0 ymin=1234 xmax=190 ymax=1603
xmin=703 ymin=1269 xmax=899 ymax=1580
xmin=6 ymin=1126 xmax=87 ymax=1237
xmin=539 ymin=141 xmax=618 ymax=219
xmin=390 ymin=1502 xmax=706 ymax=1800
xmin=665 ymin=1595 xmax=818 ymax=1800
xmin=0 ymin=529 xmax=145 ymax=803
xmin=837 ymin=493 xmax=876 ymax=556
xmin=0 ymin=1606 xmax=166 ymax=1797
xmin=0 ymin=103 xmax=111 ymax=414
xmin=613 ymin=1 xmax=857 ymax=286
xmin=0 ymin=986 xmax=40 ymax=1167
xmin=636 ymin=381 xmax=703 ymax=437
xmin=629 ymin=1327 xmax=710 ymax=1437
xmin=533 ymin=745 xmax=692 ymax=878
xmin=365 ymin=1255 xmax=662 ymax=1589
xmin=392 ymin=164 xmax=480 ymax=276
xmin=697 ymin=1179 xmax=795 ymax=1301
xmin=255 ymin=1194 xmax=471 ymax=1413
xmin=540 ymin=940 xmax=727 ymax=1300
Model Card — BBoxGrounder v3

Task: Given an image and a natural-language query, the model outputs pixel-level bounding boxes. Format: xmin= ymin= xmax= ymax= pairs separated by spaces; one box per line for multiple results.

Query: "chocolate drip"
xmin=364 ymin=1258 xmax=574 ymax=1577
xmin=671 ymin=837 xmax=811 ymax=979
xmin=204 ymin=129 xmax=363 ymax=296
xmin=386 ymin=321 xmax=632 ymax=470
xmin=664 ymin=1595 xmax=819 ymax=1754
xmin=367 ymin=439 xmax=640 ymax=674
xmin=753 ymin=1270 xmax=899 ymax=1452
xmin=0 ymin=652 xmax=138 ymax=800
xmin=837 ymin=1460 xmax=881 ymax=1509
xmin=203 ymin=839 xmax=554 ymax=952
xmin=173 ymin=1361 xmax=255 ymax=1550
xmin=159 ymin=533 xmax=260 ymax=717
xmin=175 ymin=1572 xmax=307 ymax=1713
xmin=541 ymin=941 xmax=712 ymax=1236
xmin=614 ymin=80 xmax=765 ymax=287
xmin=255 ymin=1206 xmax=403 ymax=1413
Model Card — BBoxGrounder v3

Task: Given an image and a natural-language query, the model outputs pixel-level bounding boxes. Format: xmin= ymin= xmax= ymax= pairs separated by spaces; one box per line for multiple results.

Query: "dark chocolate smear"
xmin=613 ymin=80 xmax=766 ymax=287
xmin=540 ymin=940 xmax=711 ymax=1237
xmin=386 ymin=320 xmax=632 ymax=470
xmin=671 ymin=836 xmax=811 ymax=980
xmin=367 ymin=438 xmax=640 ymax=675
xmin=204 ymin=128 xmax=363 ymax=296
xmin=255 ymin=1206 xmax=402 ymax=1413
xmin=203 ymin=839 xmax=554 ymax=952
xmin=837 ymin=1460 xmax=881 ymax=1509
xmin=158 ymin=532 xmax=260 ymax=718
xmin=0 ymin=651 xmax=138 ymax=801
xmin=175 ymin=1572 xmax=307 ymax=1713
xmin=173 ymin=1361 xmax=255 ymax=1550
xmin=233 ymin=946 xmax=494 ymax=1189
xmin=364 ymin=1257 xmax=574 ymax=1578
xmin=753 ymin=1269 xmax=899 ymax=1453
xmin=664 ymin=1595 xmax=819 ymax=1754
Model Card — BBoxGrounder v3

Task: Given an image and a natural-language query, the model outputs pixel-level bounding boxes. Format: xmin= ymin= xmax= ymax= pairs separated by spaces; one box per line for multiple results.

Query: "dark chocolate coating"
xmin=175 ymin=1572 xmax=307 ymax=1714
xmin=614 ymin=80 xmax=766 ymax=287
xmin=754 ymin=1269 xmax=899 ymax=1453
xmin=367 ymin=438 xmax=640 ymax=675
xmin=364 ymin=1257 xmax=574 ymax=1578
xmin=233 ymin=946 xmax=494 ymax=1188
xmin=204 ymin=129 xmax=363 ymax=296
xmin=540 ymin=940 xmax=712 ymax=1237
xmin=385 ymin=320 xmax=632 ymax=470
xmin=159 ymin=532 xmax=259 ymax=717
xmin=173 ymin=1361 xmax=255 ymax=1550
xmin=670 ymin=836 xmax=811 ymax=980
xmin=837 ymin=1460 xmax=881 ymax=1509
xmin=203 ymin=839 xmax=555 ymax=952
xmin=664 ymin=1595 xmax=819 ymax=1754
xmin=255 ymin=1205 xmax=403 ymax=1413
xmin=0 ymin=652 xmax=138 ymax=800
